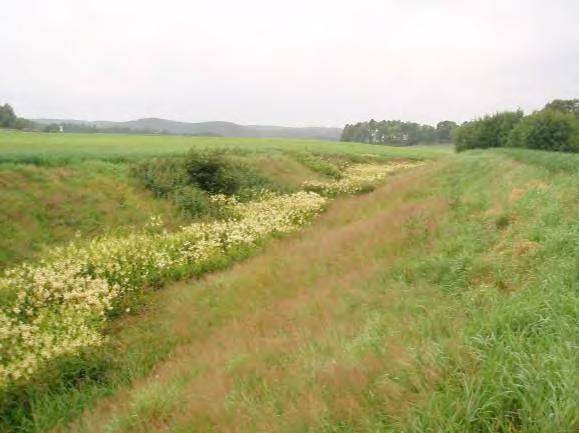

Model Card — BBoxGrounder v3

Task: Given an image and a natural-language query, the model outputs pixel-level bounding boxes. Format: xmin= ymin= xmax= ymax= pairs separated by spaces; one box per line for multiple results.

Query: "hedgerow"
xmin=455 ymin=99 xmax=579 ymax=153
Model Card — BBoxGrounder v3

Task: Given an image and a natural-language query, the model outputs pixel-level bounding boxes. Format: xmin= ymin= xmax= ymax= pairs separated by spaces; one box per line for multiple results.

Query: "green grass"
xmin=0 ymin=133 xmax=442 ymax=268
xmin=2 ymin=147 xmax=576 ymax=433
xmin=495 ymin=147 xmax=579 ymax=173
xmin=0 ymin=135 xmax=576 ymax=432
xmin=0 ymin=131 xmax=449 ymax=164
xmin=0 ymin=161 xmax=188 ymax=269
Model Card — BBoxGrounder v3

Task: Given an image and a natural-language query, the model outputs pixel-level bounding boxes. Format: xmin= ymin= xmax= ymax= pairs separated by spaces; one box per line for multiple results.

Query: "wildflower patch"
xmin=0 ymin=161 xmax=419 ymax=391
xmin=302 ymin=162 xmax=423 ymax=196
xmin=0 ymin=192 xmax=326 ymax=388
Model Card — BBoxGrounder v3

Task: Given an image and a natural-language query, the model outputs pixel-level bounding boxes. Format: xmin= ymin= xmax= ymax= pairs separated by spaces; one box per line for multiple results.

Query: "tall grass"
xmin=0 ymin=154 xmax=421 ymax=432
xmin=49 ymin=149 xmax=575 ymax=433
xmin=1 ymin=146 xmax=576 ymax=432
xmin=399 ymin=152 xmax=578 ymax=432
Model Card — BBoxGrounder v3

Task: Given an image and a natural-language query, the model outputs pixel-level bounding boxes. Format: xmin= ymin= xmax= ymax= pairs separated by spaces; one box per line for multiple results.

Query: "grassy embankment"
xmin=69 ymin=149 xmax=575 ymax=433
xmin=1 ymin=132 xmax=575 ymax=432
xmin=0 ymin=132 xmax=448 ymax=268
xmin=0 ymin=134 xmax=440 ymax=429
xmin=2 ymin=135 xmax=576 ymax=432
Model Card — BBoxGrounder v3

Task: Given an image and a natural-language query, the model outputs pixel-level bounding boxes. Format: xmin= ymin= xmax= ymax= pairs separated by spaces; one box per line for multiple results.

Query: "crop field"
xmin=0 ymin=132 xmax=577 ymax=433
xmin=0 ymin=131 xmax=449 ymax=164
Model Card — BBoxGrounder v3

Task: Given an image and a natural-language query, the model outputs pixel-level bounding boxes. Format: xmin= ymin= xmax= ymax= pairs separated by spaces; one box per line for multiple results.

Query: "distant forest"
xmin=39 ymin=122 xmax=220 ymax=136
xmin=341 ymin=120 xmax=457 ymax=145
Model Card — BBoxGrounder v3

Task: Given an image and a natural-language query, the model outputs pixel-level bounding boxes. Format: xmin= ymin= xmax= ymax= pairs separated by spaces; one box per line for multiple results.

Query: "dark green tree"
xmin=0 ymin=103 xmax=37 ymax=130
xmin=508 ymin=110 xmax=579 ymax=152
xmin=455 ymin=111 xmax=524 ymax=152
xmin=0 ymin=104 xmax=17 ymax=128
xmin=342 ymin=119 xmax=439 ymax=145
xmin=435 ymin=120 xmax=458 ymax=142
xmin=543 ymin=99 xmax=579 ymax=116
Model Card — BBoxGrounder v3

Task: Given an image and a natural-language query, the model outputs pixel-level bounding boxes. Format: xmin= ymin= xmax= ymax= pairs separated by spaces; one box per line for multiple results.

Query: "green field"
xmin=0 ymin=132 xmax=577 ymax=433
xmin=0 ymin=131 xmax=449 ymax=163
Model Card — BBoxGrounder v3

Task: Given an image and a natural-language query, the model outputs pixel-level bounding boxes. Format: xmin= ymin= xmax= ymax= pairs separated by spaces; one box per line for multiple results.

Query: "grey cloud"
xmin=1 ymin=0 xmax=578 ymax=126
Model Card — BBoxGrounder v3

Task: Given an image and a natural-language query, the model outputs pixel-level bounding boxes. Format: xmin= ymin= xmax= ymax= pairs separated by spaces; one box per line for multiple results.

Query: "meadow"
xmin=0 ymin=131 xmax=448 ymax=164
xmin=0 ymin=131 xmax=577 ymax=433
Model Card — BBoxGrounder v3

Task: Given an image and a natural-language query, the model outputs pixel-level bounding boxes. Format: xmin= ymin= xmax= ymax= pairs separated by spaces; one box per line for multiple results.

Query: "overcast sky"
xmin=1 ymin=0 xmax=578 ymax=127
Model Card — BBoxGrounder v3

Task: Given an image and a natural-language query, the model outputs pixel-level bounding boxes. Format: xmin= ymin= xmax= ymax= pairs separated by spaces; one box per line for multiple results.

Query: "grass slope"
xmin=0 ymin=161 xmax=187 ymax=268
xmin=0 ymin=133 xmax=441 ymax=268
xmin=6 ymin=149 xmax=576 ymax=433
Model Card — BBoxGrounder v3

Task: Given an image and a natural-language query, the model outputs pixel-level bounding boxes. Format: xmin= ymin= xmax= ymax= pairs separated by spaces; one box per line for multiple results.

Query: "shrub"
xmin=171 ymin=185 xmax=216 ymax=218
xmin=134 ymin=150 xmax=280 ymax=218
xmin=184 ymin=150 xmax=241 ymax=195
xmin=507 ymin=110 xmax=579 ymax=152
xmin=455 ymin=111 xmax=523 ymax=152
xmin=135 ymin=157 xmax=188 ymax=198
xmin=455 ymin=100 xmax=579 ymax=153
xmin=184 ymin=149 xmax=275 ymax=196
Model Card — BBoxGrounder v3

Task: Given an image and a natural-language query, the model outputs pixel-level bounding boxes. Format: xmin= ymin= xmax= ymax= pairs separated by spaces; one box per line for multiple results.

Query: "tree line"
xmin=41 ymin=122 xmax=166 ymax=135
xmin=341 ymin=119 xmax=458 ymax=145
xmin=0 ymin=104 xmax=35 ymax=130
xmin=41 ymin=122 xmax=224 ymax=136
xmin=455 ymin=99 xmax=579 ymax=153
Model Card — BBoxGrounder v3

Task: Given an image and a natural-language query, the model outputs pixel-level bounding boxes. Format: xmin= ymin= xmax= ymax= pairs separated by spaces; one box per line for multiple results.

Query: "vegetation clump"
xmin=455 ymin=110 xmax=524 ymax=151
xmin=455 ymin=99 xmax=579 ymax=153
xmin=341 ymin=119 xmax=442 ymax=145
xmin=0 ymin=104 xmax=34 ymax=130
xmin=134 ymin=149 xmax=281 ymax=218
xmin=303 ymin=161 xmax=422 ymax=196
xmin=508 ymin=109 xmax=579 ymax=152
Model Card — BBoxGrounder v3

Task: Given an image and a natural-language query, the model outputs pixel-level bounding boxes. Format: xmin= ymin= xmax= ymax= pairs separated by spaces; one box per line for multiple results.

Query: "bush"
xmin=171 ymin=185 xmax=217 ymax=218
xmin=508 ymin=110 xmax=579 ymax=152
xmin=135 ymin=157 xmax=189 ymax=197
xmin=134 ymin=150 xmax=280 ymax=218
xmin=455 ymin=111 xmax=523 ymax=152
xmin=455 ymin=99 xmax=579 ymax=153
xmin=184 ymin=149 xmax=273 ymax=195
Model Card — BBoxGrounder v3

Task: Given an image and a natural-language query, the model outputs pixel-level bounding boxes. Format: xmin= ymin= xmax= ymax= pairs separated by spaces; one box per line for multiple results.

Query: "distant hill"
xmin=32 ymin=118 xmax=342 ymax=140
